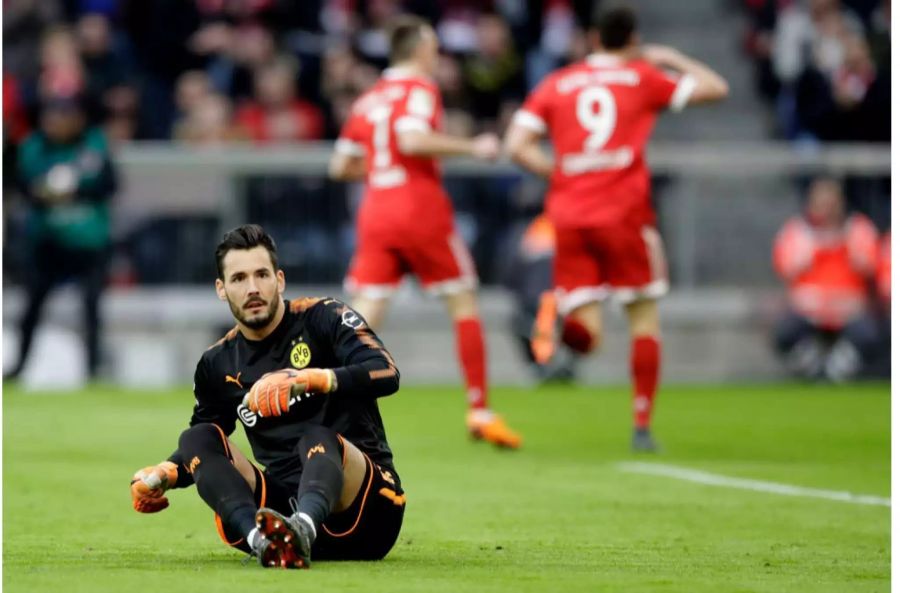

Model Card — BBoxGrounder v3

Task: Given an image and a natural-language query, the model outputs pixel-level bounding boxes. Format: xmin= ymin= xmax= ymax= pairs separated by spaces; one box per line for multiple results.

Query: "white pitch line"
xmin=617 ymin=462 xmax=890 ymax=507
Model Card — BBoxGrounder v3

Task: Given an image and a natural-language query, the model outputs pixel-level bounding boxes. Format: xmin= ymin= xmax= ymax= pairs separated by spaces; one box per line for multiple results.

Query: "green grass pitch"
xmin=3 ymin=382 xmax=889 ymax=592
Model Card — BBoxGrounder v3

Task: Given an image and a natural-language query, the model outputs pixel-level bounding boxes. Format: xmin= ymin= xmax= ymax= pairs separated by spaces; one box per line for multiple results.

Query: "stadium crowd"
xmin=3 ymin=0 xmax=599 ymax=144
xmin=741 ymin=0 xmax=889 ymax=142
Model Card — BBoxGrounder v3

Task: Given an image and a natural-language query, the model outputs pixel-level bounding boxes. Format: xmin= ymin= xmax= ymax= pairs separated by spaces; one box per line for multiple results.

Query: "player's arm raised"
xmin=642 ymin=44 xmax=729 ymax=105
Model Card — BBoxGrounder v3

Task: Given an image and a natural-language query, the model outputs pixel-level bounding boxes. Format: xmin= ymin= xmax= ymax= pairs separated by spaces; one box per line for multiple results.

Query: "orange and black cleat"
xmin=467 ymin=409 xmax=522 ymax=449
xmin=255 ymin=508 xmax=313 ymax=569
xmin=531 ymin=291 xmax=558 ymax=365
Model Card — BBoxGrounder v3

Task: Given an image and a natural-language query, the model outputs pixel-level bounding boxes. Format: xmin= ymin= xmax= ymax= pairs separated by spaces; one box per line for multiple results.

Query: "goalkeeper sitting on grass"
xmin=130 ymin=224 xmax=405 ymax=569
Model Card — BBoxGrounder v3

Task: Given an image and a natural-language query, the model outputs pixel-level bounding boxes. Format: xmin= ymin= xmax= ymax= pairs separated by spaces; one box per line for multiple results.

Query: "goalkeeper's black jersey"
xmin=170 ymin=297 xmax=400 ymax=480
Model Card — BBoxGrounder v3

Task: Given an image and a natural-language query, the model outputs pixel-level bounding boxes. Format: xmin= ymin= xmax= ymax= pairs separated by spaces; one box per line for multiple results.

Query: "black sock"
xmin=179 ymin=424 xmax=257 ymax=537
xmin=294 ymin=426 xmax=345 ymax=528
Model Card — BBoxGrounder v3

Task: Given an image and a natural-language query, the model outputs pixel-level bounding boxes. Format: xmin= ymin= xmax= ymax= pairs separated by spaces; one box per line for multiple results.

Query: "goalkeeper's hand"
xmin=130 ymin=461 xmax=179 ymax=513
xmin=243 ymin=368 xmax=337 ymax=418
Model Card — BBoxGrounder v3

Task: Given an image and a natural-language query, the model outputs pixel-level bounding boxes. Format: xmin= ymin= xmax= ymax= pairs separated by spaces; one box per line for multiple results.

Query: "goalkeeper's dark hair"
xmin=388 ymin=15 xmax=430 ymax=64
xmin=591 ymin=4 xmax=638 ymax=50
xmin=215 ymin=224 xmax=279 ymax=279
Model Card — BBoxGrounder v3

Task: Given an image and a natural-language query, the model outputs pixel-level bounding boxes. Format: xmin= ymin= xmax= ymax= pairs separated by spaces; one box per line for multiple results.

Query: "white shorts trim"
xmin=556 ymin=286 xmax=610 ymax=315
xmin=343 ymin=277 xmax=398 ymax=300
xmin=610 ymin=279 xmax=670 ymax=304
xmin=424 ymin=276 xmax=479 ymax=297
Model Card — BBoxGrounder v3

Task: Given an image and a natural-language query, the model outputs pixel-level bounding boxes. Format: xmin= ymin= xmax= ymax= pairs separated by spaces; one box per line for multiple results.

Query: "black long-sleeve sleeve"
xmin=310 ymin=299 xmax=400 ymax=399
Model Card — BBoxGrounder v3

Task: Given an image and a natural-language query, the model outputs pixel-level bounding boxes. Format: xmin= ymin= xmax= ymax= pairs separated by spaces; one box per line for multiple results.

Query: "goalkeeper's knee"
xmin=178 ymin=423 xmax=230 ymax=469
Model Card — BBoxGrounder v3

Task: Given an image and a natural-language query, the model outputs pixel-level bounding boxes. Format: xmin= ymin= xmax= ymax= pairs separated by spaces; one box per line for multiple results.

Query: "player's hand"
xmin=471 ymin=133 xmax=500 ymax=161
xmin=244 ymin=368 xmax=337 ymax=418
xmin=130 ymin=461 xmax=178 ymax=513
xmin=641 ymin=44 xmax=683 ymax=68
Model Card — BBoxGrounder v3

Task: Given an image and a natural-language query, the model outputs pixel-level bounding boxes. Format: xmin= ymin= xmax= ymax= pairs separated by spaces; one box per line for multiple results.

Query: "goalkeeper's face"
xmin=215 ymin=246 xmax=285 ymax=331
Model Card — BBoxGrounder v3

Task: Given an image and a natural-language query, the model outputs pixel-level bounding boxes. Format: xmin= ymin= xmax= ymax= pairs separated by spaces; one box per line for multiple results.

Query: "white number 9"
xmin=576 ymin=86 xmax=617 ymax=152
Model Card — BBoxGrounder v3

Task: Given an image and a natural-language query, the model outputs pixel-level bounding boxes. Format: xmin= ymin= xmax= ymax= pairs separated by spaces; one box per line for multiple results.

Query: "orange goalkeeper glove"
xmin=130 ymin=461 xmax=179 ymax=513
xmin=243 ymin=368 xmax=337 ymax=418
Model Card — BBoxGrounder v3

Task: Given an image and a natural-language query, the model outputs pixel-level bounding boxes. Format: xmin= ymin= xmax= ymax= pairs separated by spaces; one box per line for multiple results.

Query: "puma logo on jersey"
xmin=188 ymin=456 xmax=201 ymax=474
xmin=225 ymin=372 xmax=243 ymax=389
xmin=307 ymin=443 xmax=326 ymax=459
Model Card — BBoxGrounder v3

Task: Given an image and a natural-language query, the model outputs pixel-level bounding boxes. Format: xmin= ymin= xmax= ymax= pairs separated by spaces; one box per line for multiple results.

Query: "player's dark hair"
xmin=388 ymin=15 xmax=429 ymax=64
xmin=591 ymin=4 xmax=638 ymax=50
xmin=215 ymin=224 xmax=279 ymax=279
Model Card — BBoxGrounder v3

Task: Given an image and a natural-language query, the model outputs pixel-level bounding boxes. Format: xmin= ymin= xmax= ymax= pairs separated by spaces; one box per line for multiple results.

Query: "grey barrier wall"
xmin=2 ymin=143 xmax=889 ymax=388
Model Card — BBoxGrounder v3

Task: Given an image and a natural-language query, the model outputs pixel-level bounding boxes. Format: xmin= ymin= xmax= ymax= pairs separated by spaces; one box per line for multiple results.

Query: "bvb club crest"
xmin=290 ymin=341 xmax=311 ymax=369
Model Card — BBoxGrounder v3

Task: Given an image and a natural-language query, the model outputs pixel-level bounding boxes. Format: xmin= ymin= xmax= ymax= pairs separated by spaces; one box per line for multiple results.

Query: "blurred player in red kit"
xmin=504 ymin=5 xmax=729 ymax=451
xmin=328 ymin=16 xmax=522 ymax=449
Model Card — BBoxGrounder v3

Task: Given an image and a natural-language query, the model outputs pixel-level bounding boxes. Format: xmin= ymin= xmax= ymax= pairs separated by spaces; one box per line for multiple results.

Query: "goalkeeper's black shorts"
xmin=216 ymin=449 xmax=405 ymax=560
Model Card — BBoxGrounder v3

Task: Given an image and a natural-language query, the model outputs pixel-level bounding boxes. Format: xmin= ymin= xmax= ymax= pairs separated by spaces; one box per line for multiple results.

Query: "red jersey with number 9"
xmin=514 ymin=54 xmax=696 ymax=229
xmin=336 ymin=69 xmax=455 ymax=237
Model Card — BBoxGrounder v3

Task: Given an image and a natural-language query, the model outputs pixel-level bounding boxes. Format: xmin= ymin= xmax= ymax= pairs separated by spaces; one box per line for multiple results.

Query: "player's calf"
xmin=561 ymin=316 xmax=600 ymax=354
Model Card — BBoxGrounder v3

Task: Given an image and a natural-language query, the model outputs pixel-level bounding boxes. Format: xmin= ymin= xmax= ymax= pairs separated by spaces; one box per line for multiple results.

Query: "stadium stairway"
xmin=633 ymin=0 xmax=799 ymax=289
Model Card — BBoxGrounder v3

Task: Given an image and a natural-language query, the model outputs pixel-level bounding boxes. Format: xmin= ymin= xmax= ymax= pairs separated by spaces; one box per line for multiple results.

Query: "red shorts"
xmin=554 ymin=224 xmax=668 ymax=314
xmin=345 ymin=229 xmax=478 ymax=298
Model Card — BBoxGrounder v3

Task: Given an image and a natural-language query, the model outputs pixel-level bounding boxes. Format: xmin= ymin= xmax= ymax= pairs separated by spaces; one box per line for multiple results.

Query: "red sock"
xmin=631 ymin=336 xmax=660 ymax=429
xmin=455 ymin=317 xmax=488 ymax=409
xmin=561 ymin=317 xmax=595 ymax=354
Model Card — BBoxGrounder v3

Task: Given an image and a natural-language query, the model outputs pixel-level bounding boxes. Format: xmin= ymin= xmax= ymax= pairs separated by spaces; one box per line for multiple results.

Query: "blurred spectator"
xmin=772 ymin=177 xmax=881 ymax=382
xmin=866 ymin=0 xmax=890 ymax=72
xmin=195 ymin=23 xmax=278 ymax=101
xmin=502 ymin=214 xmax=576 ymax=383
xmin=3 ymin=0 xmax=63 ymax=81
xmin=435 ymin=53 xmax=475 ymax=136
xmin=174 ymin=69 xmax=213 ymax=117
xmin=5 ymin=93 xmax=118 ymax=381
xmin=355 ymin=0 xmax=403 ymax=65
xmin=174 ymin=92 xmax=241 ymax=145
xmin=772 ymin=0 xmax=863 ymax=86
xmin=742 ymin=0 xmax=781 ymax=101
xmin=794 ymin=31 xmax=887 ymax=141
xmin=876 ymin=230 xmax=890 ymax=311
xmin=3 ymin=73 xmax=32 ymax=145
xmin=462 ymin=12 xmax=525 ymax=130
xmin=76 ymin=12 xmax=140 ymax=141
xmin=234 ymin=57 xmax=325 ymax=142
xmin=37 ymin=25 xmax=87 ymax=101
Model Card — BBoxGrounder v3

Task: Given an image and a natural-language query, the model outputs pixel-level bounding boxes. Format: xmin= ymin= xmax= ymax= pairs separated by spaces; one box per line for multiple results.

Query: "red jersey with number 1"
xmin=514 ymin=54 xmax=696 ymax=229
xmin=336 ymin=69 xmax=455 ymax=237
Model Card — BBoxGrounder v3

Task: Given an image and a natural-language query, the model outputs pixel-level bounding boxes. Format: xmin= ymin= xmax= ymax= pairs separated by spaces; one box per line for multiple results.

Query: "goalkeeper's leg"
xmin=255 ymin=426 xmax=368 ymax=567
xmin=178 ymin=424 xmax=262 ymax=550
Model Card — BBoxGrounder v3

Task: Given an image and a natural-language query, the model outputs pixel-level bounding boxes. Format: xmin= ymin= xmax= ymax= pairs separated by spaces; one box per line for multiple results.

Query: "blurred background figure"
xmin=76 ymin=11 xmax=140 ymax=142
xmin=772 ymin=177 xmax=880 ymax=382
xmin=502 ymin=214 xmax=576 ymax=384
xmin=234 ymin=56 xmax=324 ymax=143
xmin=4 ymin=92 xmax=118 ymax=381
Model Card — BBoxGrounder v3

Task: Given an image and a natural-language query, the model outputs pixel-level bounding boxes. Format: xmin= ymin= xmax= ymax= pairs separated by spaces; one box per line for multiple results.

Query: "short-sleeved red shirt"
xmin=514 ymin=54 xmax=696 ymax=229
xmin=336 ymin=69 xmax=455 ymax=238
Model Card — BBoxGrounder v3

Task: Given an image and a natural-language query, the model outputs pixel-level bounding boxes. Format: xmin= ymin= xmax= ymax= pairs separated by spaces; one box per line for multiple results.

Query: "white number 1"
xmin=367 ymin=104 xmax=392 ymax=169
xmin=576 ymin=86 xmax=617 ymax=152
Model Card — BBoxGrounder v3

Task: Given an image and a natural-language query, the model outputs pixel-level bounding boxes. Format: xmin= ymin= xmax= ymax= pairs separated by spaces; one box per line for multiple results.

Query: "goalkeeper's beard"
xmin=229 ymin=296 xmax=279 ymax=330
